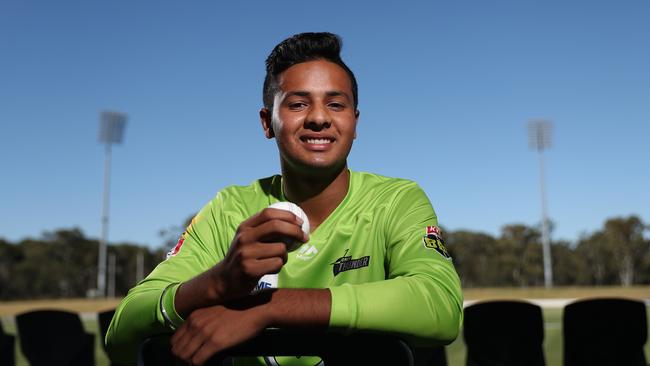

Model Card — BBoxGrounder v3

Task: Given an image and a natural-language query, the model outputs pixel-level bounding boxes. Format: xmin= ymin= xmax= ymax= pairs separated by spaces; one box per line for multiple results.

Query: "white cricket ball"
xmin=268 ymin=201 xmax=310 ymax=251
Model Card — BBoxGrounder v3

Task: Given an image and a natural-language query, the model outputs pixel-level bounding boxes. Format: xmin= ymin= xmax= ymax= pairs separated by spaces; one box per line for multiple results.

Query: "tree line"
xmin=447 ymin=215 xmax=650 ymax=287
xmin=0 ymin=215 xmax=648 ymax=300
xmin=0 ymin=229 xmax=167 ymax=300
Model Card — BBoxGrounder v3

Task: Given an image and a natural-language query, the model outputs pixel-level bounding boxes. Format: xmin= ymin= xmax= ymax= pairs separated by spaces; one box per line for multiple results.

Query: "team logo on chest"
xmin=296 ymin=244 xmax=318 ymax=260
xmin=423 ymin=226 xmax=451 ymax=259
xmin=331 ymin=249 xmax=370 ymax=276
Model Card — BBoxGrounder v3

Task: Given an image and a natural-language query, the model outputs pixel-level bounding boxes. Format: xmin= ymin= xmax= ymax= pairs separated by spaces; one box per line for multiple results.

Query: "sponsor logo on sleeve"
xmin=166 ymin=215 xmax=200 ymax=259
xmin=330 ymin=249 xmax=370 ymax=276
xmin=423 ymin=226 xmax=451 ymax=260
xmin=166 ymin=235 xmax=185 ymax=259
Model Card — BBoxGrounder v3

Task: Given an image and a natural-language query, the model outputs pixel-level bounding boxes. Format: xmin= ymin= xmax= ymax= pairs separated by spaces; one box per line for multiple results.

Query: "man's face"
xmin=261 ymin=60 xmax=359 ymax=175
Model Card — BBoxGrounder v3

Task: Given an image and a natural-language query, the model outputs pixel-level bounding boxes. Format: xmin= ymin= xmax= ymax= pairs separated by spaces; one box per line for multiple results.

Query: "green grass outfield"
xmin=1 ymin=286 xmax=649 ymax=366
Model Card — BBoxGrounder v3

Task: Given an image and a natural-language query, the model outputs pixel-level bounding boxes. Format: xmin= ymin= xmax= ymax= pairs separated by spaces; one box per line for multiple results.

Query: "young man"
xmin=106 ymin=32 xmax=462 ymax=366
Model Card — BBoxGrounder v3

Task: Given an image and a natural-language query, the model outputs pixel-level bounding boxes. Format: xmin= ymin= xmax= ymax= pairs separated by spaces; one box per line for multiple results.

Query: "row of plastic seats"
xmin=0 ymin=308 xmax=118 ymax=366
xmin=464 ymin=298 xmax=648 ymax=366
xmin=0 ymin=297 xmax=647 ymax=366
xmin=0 ymin=321 xmax=15 ymax=366
xmin=138 ymin=298 xmax=648 ymax=366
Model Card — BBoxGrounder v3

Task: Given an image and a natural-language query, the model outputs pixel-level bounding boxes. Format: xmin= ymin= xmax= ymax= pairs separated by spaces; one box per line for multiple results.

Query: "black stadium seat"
xmin=413 ymin=345 xmax=447 ymax=366
xmin=463 ymin=300 xmax=546 ymax=366
xmin=98 ymin=309 xmax=115 ymax=350
xmin=0 ymin=320 xmax=16 ymax=366
xmin=138 ymin=328 xmax=417 ymax=366
xmin=16 ymin=309 xmax=95 ymax=366
xmin=563 ymin=298 xmax=647 ymax=366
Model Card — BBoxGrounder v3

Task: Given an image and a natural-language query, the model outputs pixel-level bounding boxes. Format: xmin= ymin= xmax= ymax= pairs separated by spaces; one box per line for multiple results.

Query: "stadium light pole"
xmin=97 ymin=111 xmax=127 ymax=297
xmin=528 ymin=120 xmax=553 ymax=288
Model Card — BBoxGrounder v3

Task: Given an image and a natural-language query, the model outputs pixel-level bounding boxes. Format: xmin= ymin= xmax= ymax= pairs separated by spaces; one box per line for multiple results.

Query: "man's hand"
xmin=170 ymin=299 xmax=268 ymax=366
xmin=170 ymin=289 xmax=331 ymax=366
xmin=174 ymin=207 xmax=308 ymax=317
xmin=211 ymin=207 xmax=308 ymax=299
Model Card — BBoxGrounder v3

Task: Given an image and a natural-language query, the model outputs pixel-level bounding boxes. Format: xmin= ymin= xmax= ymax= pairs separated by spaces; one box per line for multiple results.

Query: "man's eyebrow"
xmin=286 ymin=91 xmax=310 ymax=97
xmin=285 ymin=90 xmax=351 ymax=100
xmin=325 ymin=90 xmax=351 ymax=100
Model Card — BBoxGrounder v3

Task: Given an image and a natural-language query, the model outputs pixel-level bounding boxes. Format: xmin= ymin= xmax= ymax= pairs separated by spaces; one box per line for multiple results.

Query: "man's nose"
xmin=304 ymin=104 xmax=331 ymax=130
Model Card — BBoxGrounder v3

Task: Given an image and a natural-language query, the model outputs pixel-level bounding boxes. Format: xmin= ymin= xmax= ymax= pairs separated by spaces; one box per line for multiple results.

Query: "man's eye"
xmin=328 ymin=103 xmax=345 ymax=110
xmin=289 ymin=102 xmax=307 ymax=110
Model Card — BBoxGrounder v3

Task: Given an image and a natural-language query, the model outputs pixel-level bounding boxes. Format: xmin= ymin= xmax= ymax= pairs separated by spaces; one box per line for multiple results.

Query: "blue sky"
xmin=1 ymin=0 xmax=648 ymax=249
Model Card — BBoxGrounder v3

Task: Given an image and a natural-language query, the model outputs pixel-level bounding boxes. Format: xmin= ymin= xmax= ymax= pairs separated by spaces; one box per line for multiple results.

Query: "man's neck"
xmin=282 ymin=165 xmax=350 ymax=231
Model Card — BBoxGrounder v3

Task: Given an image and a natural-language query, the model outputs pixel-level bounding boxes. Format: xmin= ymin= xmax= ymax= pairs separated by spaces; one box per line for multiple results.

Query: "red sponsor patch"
xmin=166 ymin=236 xmax=185 ymax=259
xmin=426 ymin=226 xmax=441 ymax=236
xmin=423 ymin=226 xmax=451 ymax=259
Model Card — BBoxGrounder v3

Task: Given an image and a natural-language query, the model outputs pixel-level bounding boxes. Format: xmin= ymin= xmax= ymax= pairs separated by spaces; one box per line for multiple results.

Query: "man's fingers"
xmin=244 ymin=243 xmax=288 ymax=261
xmin=234 ymin=244 xmax=287 ymax=279
xmin=252 ymin=257 xmax=286 ymax=275
xmin=240 ymin=207 xmax=303 ymax=230
xmin=170 ymin=305 xmax=266 ymax=365
xmin=171 ymin=325 xmax=202 ymax=361
xmin=190 ymin=338 xmax=227 ymax=366
xmin=172 ymin=313 xmax=227 ymax=364
xmin=239 ymin=220 xmax=309 ymax=243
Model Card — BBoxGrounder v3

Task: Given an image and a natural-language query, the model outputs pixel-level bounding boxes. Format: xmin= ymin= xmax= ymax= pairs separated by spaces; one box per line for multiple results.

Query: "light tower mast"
xmin=528 ymin=119 xmax=553 ymax=288
xmin=97 ymin=111 xmax=127 ymax=297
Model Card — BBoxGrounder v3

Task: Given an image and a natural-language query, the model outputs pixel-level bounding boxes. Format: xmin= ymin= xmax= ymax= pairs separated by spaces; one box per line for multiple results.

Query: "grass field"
xmin=1 ymin=286 xmax=649 ymax=366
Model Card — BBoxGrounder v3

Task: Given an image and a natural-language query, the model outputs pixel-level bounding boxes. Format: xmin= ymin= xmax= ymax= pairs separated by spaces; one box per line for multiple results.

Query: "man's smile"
xmin=299 ymin=134 xmax=336 ymax=151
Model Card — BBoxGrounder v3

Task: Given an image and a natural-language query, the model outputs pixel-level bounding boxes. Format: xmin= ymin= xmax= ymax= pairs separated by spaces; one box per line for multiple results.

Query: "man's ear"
xmin=260 ymin=108 xmax=274 ymax=139
xmin=354 ymin=109 xmax=360 ymax=139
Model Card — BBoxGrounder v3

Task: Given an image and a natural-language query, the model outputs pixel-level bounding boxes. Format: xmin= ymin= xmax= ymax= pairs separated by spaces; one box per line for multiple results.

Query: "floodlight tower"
xmin=528 ymin=120 xmax=553 ymax=288
xmin=98 ymin=111 xmax=127 ymax=297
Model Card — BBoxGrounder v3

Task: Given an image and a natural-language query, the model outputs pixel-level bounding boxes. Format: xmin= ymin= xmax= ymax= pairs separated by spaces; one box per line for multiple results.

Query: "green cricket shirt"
xmin=106 ymin=170 xmax=463 ymax=365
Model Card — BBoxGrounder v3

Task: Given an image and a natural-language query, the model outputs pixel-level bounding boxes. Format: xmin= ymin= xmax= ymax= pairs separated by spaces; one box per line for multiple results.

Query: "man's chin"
xmin=284 ymin=158 xmax=347 ymax=177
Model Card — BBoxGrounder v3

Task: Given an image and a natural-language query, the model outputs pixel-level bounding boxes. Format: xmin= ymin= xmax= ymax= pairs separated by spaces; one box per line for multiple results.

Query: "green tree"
xmin=1 ymin=228 xmax=167 ymax=300
xmin=9 ymin=229 xmax=97 ymax=298
xmin=499 ymin=224 xmax=544 ymax=286
xmin=575 ymin=231 xmax=618 ymax=285
xmin=446 ymin=230 xmax=499 ymax=287
xmin=602 ymin=216 xmax=648 ymax=286
xmin=0 ymin=238 xmax=24 ymax=299
xmin=551 ymin=240 xmax=583 ymax=285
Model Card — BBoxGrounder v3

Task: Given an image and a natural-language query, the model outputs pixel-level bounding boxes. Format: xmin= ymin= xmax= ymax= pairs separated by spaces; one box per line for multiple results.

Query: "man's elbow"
xmin=428 ymin=306 xmax=462 ymax=344
xmin=413 ymin=285 xmax=463 ymax=345
xmin=105 ymin=323 xmax=140 ymax=366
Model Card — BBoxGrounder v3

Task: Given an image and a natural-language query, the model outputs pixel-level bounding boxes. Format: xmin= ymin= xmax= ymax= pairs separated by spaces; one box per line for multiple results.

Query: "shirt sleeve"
xmin=105 ymin=193 xmax=233 ymax=365
xmin=328 ymin=184 xmax=463 ymax=345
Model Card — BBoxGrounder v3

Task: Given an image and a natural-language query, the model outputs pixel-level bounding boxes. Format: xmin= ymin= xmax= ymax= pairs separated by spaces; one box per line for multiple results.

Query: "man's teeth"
xmin=306 ymin=138 xmax=331 ymax=144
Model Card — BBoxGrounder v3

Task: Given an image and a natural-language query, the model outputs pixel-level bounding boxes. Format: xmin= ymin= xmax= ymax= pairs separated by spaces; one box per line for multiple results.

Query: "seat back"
xmin=16 ymin=309 xmax=95 ymax=366
xmin=463 ymin=300 xmax=545 ymax=366
xmin=563 ymin=298 xmax=647 ymax=366
xmin=413 ymin=346 xmax=447 ymax=366
xmin=139 ymin=329 xmax=415 ymax=366
xmin=0 ymin=320 xmax=16 ymax=366
xmin=98 ymin=309 xmax=115 ymax=353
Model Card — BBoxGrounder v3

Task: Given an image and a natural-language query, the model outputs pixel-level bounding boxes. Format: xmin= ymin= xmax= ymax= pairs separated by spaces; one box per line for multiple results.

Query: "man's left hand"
xmin=170 ymin=298 xmax=269 ymax=365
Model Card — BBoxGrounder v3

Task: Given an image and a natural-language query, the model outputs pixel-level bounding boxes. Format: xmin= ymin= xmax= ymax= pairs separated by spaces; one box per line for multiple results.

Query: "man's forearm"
xmin=174 ymin=267 xmax=229 ymax=318
xmin=258 ymin=288 xmax=331 ymax=328
xmin=174 ymin=266 xmax=332 ymax=328
xmin=170 ymin=287 xmax=332 ymax=364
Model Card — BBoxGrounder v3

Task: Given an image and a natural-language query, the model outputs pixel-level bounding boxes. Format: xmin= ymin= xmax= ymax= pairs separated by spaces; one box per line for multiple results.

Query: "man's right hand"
xmin=211 ymin=207 xmax=309 ymax=300
xmin=174 ymin=207 xmax=309 ymax=317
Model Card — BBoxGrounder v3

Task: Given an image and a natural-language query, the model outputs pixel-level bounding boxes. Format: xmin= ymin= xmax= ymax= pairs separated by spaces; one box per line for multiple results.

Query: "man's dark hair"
xmin=263 ymin=32 xmax=358 ymax=111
